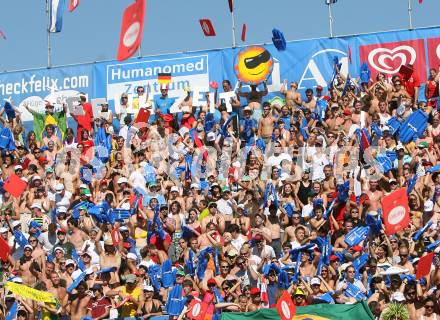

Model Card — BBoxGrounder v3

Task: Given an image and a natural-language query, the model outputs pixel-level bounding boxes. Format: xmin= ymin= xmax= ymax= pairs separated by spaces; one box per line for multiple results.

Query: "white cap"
xmin=32 ymin=175 xmax=42 ymax=181
xmin=138 ymin=261 xmax=149 ymax=269
xmin=55 ymin=183 xmax=64 ymax=193
xmin=30 ymin=203 xmax=42 ymax=210
xmin=0 ymin=227 xmax=8 ymax=233
xmin=243 ymin=106 xmax=252 ymax=112
xmin=396 ymin=143 xmax=404 ymax=150
xmin=14 ymin=165 xmax=23 ymax=171
xmin=190 ymin=183 xmax=200 ymax=190
xmin=382 ymin=125 xmax=390 ymax=131
xmin=119 ymin=226 xmax=129 ymax=232
xmin=79 ymin=184 xmax=88 ymax=189
xmin=391 ymin=291 xmax=406 ymax=302
xmin=24 ymin=244 xmax=33 ymax=251
xmin=170 ymin=186 xmax=179 ymax=193
xmin=58 ymin=206 xmax=67 ymax=213
xmin=85 ymin=267 xmax=94 ymax=275
xmin=311 ymin=277 xmax=321 ymax=286
xmin=207 ymin=132 xmax=216 ymax=142
xmin=127 ymin=253 xmax=137 ymax=260
xmin=237 ymin=204 xmax=245 ymax=210
xmin=143 ymin=285 xmax=154 ymax=291
xmin=65 ymin=259 xmax=76 ymax=266
xmin=54 ymin=246 xmax=65 ymax=254
xmin=21 ymin=177 xmax=28 ymax=183
xmin=117 ymin=177 xmax=128 ymax=184
xmin=12 ymin=221 xmax=21 ymax=228
xmin=424 ymin=200 xmax=434 ymax=212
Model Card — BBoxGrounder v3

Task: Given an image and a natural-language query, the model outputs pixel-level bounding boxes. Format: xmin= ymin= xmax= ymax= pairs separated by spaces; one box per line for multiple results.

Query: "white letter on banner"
xmin=298 ymin=59 xmax=326 ymax=89
xmin=192 ymin=86 xmax=209 ymax=107
xmin=218 ymin=91 xmax=236 ymax=112
xmin=169 ymin=90 xmax=186 ymax=113
xmin=266 ymin=59 xmax=282 ymax=92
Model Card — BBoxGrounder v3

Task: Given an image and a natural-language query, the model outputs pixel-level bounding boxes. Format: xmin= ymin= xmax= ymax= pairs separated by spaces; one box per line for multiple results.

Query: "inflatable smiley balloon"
xmin=234 ymin=46 xmax=273 ymax=85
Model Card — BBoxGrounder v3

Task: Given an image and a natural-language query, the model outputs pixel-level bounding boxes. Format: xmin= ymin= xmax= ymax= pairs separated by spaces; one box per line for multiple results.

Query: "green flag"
xmin=221 ymin=302 xmax=374 ymax=320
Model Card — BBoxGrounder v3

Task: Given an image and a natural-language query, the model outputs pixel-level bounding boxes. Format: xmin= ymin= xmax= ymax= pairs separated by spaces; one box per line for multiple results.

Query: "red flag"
xmin=117 ymin=0 xmax=146 ymax=61
xmin=241 ymin=23 xmax=247 ymax=42
xmin=0 ymin=236 xmax=10 ymax=262
xmin=381 ymin=188 xmax=410 ymax=235
xmin=0 ymin=30 xmax=6 ymax=40
xmin=276 ymin=291 xmax=296 ymax=320
xmin=199 ymin=19 xmax=216 ymax=37
xmin=3 ymin=174 xmax=27 ymax=198
xmin=111 ymin=228 xmax=122 ymax=246
xmin=228 ymin=0 xmax=234 ymax=12
xmin=416 ymin=252 xmax=434 ymax=279
xmin=260 ymin=276 xmax=269 ymax=308
xmin=69 ymin=0 xmax=80 ymax=12
xmin=348 ymin=45 xmax=352 ymax=64
xmin=418 ymin=0 xmax=423 ymax=3
xmin=186 ymin=299 xmax=209 ymax=320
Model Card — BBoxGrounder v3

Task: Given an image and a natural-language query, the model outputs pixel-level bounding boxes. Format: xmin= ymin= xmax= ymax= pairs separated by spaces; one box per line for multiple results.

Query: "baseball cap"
xmin=32 ymin=175 xmax=42 ymax=181
xmin=207 ymin=278 xmax=217 ymax=286
xmin=424 ymin=200 xmax=434 ymax=212
xmin=127 ymin=253 xmax=137 ymax=261
xmin=250 ymin=288 xmax=260 ymax=295
xmin=170 ymin=186 xmax=179 ymax=193
xmin=311 ymin=277 xmax=321 ymax=286
xmin=125 ymin=274 xmax=137 ymax=283
xmin=351 ymin=245 xmax=363 ymax=252
xmin=24 ymin=244 xmax=33 ymax=251
xmin=81 ymin=189 xmax=92 ymax=196
xmin=119 ymin=226 xmax=129 ymax=232
xmin=391 ymin=291 xmax=406 ymax=302
xmin=294 ymin=288 xmax=306 ymax=296
xmin=45 ymin=167 xmax=54 ymax=173
xmin=207 ymin=132 xmax=216 ymax=142
xmin=92 ymin=284 xmax=103 ymax=291
xmin=418 ymin=141 xmax=429 ymax=149
xmin=330 ymin=255 xmax=340 ymax=262
xmin=57 ymin=206 xmax=67 ymax=214
xmin=14 ymin=165 xmax=23 ymax=171
xmin=190 ymin=183 xmax=200 ymax=190
xmin=176 ymin=270 xmax=186 ymax=277
xmin=55 ymin=183 xmax=64 ymax=193
xmin=79 ymin=184 xmax=88 ymax=189
xmin=65 ymin=259 xmax=76 ymax=266
xmin=143 ymin=285 xmax=154 ymax=292
xmin=0 ymin=227 xmax=8 ymax=233
xmin=57 ymin=228 xmax=67 ymax=234
xmin=117 ymin=177 xmax=128 ymax=184
xmin=30 ymin=203 xmax=42 ymax=210
xmin=12 ymin=221 xmax=21 ymax=229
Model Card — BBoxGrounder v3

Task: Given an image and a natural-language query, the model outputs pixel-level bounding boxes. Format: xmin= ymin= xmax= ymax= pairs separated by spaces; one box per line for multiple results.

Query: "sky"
xmin=0 ymin=0 xmax=439 ymax=72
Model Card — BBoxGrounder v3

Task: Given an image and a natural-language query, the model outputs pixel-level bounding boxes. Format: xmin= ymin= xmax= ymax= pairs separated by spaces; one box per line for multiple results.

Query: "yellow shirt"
xmin=120 ymin=286 xmax=142 ymax=318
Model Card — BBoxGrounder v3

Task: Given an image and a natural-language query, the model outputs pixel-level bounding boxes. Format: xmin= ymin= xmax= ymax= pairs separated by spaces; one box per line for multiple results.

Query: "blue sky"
xmin=0 ymin=0 xmax=439 ymax=72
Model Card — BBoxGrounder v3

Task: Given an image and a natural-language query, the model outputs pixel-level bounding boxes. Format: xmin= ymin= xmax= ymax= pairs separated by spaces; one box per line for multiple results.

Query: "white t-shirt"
xmin=217 ymin=198 xmax=235 ymax=216
xmin=267 ymin=153 xmax=291 ymax=168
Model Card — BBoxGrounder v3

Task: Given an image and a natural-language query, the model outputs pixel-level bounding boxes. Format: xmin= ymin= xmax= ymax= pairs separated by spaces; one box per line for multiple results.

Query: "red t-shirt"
xmin=401 ymin=74 xmax=420 ymax=98
xmin=87 ymin=296 xmax=111 ymax=319
xmin=75 ymin=102 xmax=94 ymax=131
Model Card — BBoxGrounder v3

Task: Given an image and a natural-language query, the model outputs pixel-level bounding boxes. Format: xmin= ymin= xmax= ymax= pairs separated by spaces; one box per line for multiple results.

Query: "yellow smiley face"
xmin=234 ymin=46 xmax=273 ymax=85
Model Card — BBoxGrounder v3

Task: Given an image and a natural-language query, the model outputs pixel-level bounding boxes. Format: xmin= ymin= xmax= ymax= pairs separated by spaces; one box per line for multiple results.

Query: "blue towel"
xmin=71 ymin=248 xmax=86 ymax=271
xmin=148 ymin=265 xmax=161 ymax=291
xmin=161 ymin=259 xmax=174 ymax=288
xmin=3 ymin=100 xmax=16 ymax=121
xmin=344 ymin=226 xmax=369 ymax=247
xmin=220 ymin=113 xmax=236 ymax=137
xmin=371 ymin=122 xmax=382 ymax=137
xmin=0 ymin=127 xmax=15 ymax=151
xmin=272 ymin=28 xmax=286 ymax=51
xmin=426 ymin=238 xmax=440 ymax=252
xmin=387 ymin=117 xmax=401 ymax=136
xmin=376 ymin=154 xmax=393 ymax=173
xmin=344 ymin=282 xmax=366 ymax=301
xmin=13 ymin=230 xmax=28 ymax=247
xmin=412 ymin=221 xmax=433 ymax=241
xmin=5 ymin=301 xmax=18 ymax=320
xmin=67 ymin=271 xmax=86 ymax=293
xmin=398 ymin=109 xmax=428 ymax=143
xmin=204 ymin=112 xmax=216 ymax=132
xmin=360 ymin=63 xmax=371 ymax=84
xmin=165 ymin=285 xmax=186 ymax=316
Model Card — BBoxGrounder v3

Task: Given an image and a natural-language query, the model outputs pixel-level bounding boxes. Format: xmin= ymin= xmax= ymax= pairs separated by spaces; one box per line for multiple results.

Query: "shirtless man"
xmin=322 ymin=165 xmax=336 ymax=198
xmin=365 ymin=179 xmax=384 ymax=212
xmin=298 ymin=249 xmax=320 ymax=278
xmin=258 ymin=103 xmax=276 ymax=143
xmin=302 ymin=89 xmax=316 ymax=112
xmin=237 ymin=81 xmax=268 ymax=111
xmin=351 ymin=100 xmax=369 ymax=129
xmin=201 ymin=202 xmax=225 ymax=234
xmin=67 ymin=218 xmax=89 ymax=251
xmin=65 ymin=281 xmax=91 ymax=320
xmin=15 ymin=245 xmax=38 ymax=285
xmin=47 ymin=272 xmax=68 ymax=311
xmin=334 ymin=219 xmax=353 ymax=250
xmin=280 ymin=80 xmax=302 ymax=109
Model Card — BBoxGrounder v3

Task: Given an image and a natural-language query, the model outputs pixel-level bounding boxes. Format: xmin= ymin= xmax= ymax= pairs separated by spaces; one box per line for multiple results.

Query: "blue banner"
xmin=2 ymin=26 xmax=440 ymax=121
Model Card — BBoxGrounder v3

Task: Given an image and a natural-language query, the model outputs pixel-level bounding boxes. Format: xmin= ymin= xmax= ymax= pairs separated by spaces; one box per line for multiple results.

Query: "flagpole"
xmin=408 ymin=0 xmax=413 ymax=30
xmin=46 ymin=0 xmax=52 ymax=68
xmin=138 ymin=44 xmax=142 ymax=58
xmin=328 ymin=2 xmax=334 ymax=38
xmin=231 ymin=2 xmax=237 ymax=47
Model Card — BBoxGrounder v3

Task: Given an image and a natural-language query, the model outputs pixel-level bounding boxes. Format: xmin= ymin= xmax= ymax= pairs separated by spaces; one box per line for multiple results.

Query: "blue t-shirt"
xmin=240 ymin=118 xmax=257 ymax=143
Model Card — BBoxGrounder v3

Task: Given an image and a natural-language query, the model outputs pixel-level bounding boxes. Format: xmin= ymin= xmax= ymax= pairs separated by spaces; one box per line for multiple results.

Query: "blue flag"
xmin=5 ymin=301 xmax=17 ymax=320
